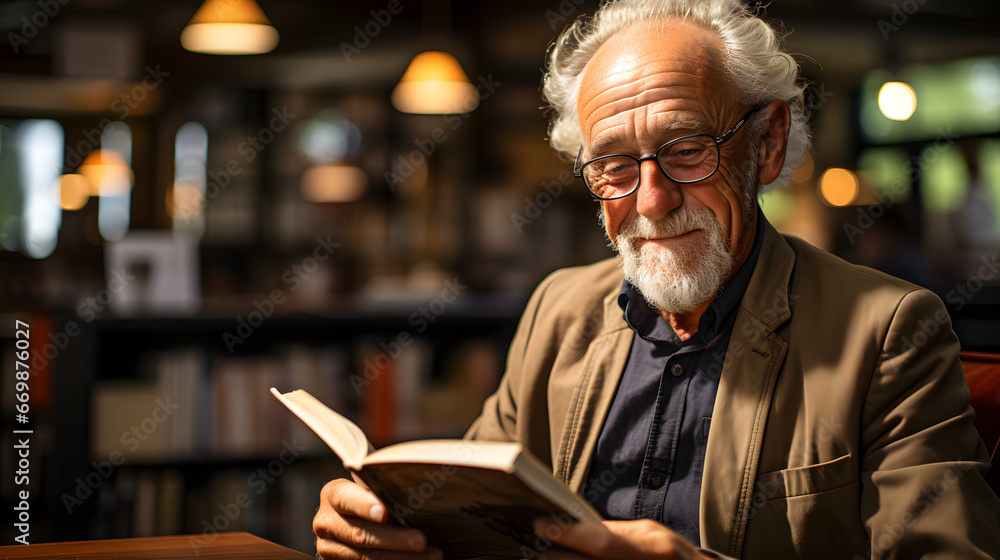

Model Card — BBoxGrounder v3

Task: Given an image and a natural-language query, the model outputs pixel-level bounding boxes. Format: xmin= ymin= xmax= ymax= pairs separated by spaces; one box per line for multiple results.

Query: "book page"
xmin=364 ymin=440 xmax=522 ymax=471
xmin=270 ymin=388 xmax=373 ymax=469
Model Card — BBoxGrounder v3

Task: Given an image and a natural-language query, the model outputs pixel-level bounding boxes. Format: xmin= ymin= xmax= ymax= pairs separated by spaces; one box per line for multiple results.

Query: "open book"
xmin=270 ymin=388 xmax=603 ymax=559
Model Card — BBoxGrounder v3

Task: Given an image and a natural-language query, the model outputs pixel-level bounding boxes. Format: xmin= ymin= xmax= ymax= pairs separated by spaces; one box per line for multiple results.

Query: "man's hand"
xmin=533 ymin=517 xmax=712 ymax=560
xmin=314 ymin=478 xmax=443 ymax=560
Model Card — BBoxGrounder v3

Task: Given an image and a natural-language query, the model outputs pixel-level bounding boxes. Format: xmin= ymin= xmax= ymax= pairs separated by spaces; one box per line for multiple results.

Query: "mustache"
xmin=616 ymin=207 xmax=721 ymax=247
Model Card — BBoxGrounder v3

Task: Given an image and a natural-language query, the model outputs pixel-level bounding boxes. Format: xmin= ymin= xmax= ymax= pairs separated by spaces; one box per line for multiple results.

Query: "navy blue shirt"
xmin=582 ymin=209 xmax=765 ymax=546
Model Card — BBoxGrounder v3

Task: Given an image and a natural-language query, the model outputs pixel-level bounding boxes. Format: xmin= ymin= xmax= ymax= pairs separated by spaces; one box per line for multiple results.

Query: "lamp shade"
xmin=392 ymin=51 xmax=479 ymax=114
xmin=181 ymin=0 xmax=279 ymax=55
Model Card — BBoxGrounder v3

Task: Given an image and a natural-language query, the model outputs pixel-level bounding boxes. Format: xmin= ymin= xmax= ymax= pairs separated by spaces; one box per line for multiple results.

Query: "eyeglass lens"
xmin=581 ymin=135 xmax=719 ymax=198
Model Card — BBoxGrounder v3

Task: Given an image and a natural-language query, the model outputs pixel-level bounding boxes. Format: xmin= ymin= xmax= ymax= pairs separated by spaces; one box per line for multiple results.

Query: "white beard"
xmin=603 ymin=140 xmax=761 ymax=315
xmin=615 ymin=207 xmax=734 ymax=314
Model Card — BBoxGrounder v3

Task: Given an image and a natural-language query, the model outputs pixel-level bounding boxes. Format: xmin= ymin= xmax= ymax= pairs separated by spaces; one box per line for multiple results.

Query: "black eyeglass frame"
xmin=572 ymin=105 xmax=766 ymax=200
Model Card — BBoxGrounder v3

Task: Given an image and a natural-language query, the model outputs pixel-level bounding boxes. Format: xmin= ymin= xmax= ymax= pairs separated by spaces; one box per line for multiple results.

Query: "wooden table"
xmin=0 ymin=532 xmax=314 ymax=559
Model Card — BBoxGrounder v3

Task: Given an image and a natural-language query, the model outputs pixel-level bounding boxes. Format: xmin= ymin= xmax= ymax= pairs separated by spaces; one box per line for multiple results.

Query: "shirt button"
xmin=646 ymin=472 xmax=664 ymax=488
xmin=671 ymin=363 xmax=684 ymax=377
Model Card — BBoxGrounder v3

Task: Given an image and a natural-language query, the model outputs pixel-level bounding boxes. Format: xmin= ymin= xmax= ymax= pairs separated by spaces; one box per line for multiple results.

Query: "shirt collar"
xmin=617 ymin=206 xmax=767 ymax=344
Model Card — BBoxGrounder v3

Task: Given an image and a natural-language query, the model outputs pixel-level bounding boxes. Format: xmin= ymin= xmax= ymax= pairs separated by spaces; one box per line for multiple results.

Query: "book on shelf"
xmin=270 ymin=387 xmax=603 ymax=560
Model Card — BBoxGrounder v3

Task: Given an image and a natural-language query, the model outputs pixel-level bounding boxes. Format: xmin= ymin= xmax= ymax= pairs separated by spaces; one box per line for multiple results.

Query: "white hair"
xmin=542 ymin=0 xmax=811 ymax=190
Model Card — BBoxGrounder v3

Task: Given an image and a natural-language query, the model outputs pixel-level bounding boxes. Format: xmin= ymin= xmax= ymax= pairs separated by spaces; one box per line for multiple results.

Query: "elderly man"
xmin=313 ymin=0 xmax=1000 ymax=558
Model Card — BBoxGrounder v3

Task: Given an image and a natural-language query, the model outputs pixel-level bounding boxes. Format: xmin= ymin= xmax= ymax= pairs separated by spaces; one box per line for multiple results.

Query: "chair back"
xmin=959 ymin=351 xmax=1000 ymax=493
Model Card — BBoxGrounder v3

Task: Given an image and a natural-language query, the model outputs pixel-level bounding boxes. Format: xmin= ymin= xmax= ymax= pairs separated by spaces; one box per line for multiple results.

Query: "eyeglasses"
xmin=573 ymin=106 xmax=764 ymax=200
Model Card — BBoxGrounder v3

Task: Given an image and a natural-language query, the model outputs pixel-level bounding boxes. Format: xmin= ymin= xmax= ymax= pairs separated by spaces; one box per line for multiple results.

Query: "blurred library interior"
xmin=0 ymin=0 xmax=999 ymax=552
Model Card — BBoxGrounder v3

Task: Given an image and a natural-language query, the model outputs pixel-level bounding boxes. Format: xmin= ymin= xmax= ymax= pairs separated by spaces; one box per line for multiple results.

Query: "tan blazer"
xmin=467 ymin=221 xmax=1000 ymax=559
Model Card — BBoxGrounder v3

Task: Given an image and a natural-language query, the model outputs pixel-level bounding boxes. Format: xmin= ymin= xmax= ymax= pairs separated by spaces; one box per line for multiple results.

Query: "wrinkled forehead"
xmin=577 ymin=19 xmax=731 ymax=116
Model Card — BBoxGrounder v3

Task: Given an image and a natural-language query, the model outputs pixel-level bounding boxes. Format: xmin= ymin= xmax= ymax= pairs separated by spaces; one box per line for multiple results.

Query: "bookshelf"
xmin=40 ymin=297 xmax=522 ymax=552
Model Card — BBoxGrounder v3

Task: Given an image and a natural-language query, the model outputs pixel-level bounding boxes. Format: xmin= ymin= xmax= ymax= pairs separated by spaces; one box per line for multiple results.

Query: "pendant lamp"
xmin=181 ymin=0 xmax=279 ymax=55
xmin=392 ymin=51 xmax=479 ymax=115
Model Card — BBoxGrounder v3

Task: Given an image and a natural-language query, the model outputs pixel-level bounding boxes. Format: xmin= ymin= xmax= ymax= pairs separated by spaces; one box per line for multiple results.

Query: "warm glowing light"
xmin=301 ymin=164 xmax=368 ymax=202
xmin=58 ymin=174 xmax=90 ymax=210
xmin=392 ymin=51 xmax=479 ymax=114
xmin=819 ymin=168 xmax=860 ymax=207
xmin=78 ymin=149 xmax=134 ymax=196
xmin=877 ymin=82 xmax=917 ymax=121
xmin=181 ymin=0 xmax=279 ymax=55
xmin=169 ymin=182 xmax=206 ymax=220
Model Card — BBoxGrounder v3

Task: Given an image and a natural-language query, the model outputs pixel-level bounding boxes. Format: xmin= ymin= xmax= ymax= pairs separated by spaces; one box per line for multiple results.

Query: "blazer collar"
xmin=738 ymin=219 xmax=795 ymax=335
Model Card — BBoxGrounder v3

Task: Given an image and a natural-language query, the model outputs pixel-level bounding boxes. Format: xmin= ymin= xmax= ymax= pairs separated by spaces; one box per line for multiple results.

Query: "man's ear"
xmin=756 ymin=99 xmax=791 ymax=186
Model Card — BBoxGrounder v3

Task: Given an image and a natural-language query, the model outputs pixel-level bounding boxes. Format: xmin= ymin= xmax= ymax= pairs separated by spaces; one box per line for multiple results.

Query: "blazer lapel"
xmin=699 ymin=222 xmax=795 ymax=556
xmin=553 ymin=287 xmax=633 ymax=493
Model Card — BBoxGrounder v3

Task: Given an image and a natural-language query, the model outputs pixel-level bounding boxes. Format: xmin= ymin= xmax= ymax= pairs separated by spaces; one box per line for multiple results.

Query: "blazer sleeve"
xmin=859 ymin=288 xmax=1000 ymax=559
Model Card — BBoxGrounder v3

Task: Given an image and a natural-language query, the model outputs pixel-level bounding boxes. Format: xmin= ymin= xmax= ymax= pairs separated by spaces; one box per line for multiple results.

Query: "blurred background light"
xmin=301 ymin=164 xmax=369 ymax=203
xmin=759 ymin=187 xmax=794 ymax=227
xmin=878 ymin=81 xmax=917 ymax=121
xmin=819 ymin=167 xmax=860 ymax=207
xmin=298 ymin=110 xmax=362 ymax=164
xmin=58 ymin=173 xmax=90 ymax=211
xmin=861 ymin=58 xmax=1000 ymax=144
xmin=180 ymin=0 xmax=279 ymax=55
xmin=97 ymin=122 xmax=133 ymax=242
xmin=171 ymin=122 xmax=209 ymax=238
xmin=971 ymin=60 xmax=1000 ymax=111
xmin=18 ymin=119 xmax=64 ymax=259
xmin=78 ymin=149 xmax=133 ymax=197
xmin=857 ymin=147 xmax=912 ymax=203
xmin=391 ymin=51 xmax=479 ymax=115
xmin=922 ymin=144 xmax=969 ymax=214
xmin=981 ymin=139 xmax=1000 ymax=230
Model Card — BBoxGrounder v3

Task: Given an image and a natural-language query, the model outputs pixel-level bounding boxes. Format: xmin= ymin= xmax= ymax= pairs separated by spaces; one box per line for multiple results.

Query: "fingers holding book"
xmin=532 ymin=517 xmax=709 ymax=560
xmin=315 ymin=478 xmax=444 ymax=560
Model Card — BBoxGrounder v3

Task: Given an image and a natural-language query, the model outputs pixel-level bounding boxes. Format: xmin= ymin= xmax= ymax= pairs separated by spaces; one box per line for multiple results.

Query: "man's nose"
xmin=635 ymin=159 xmax=682 ymax=221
